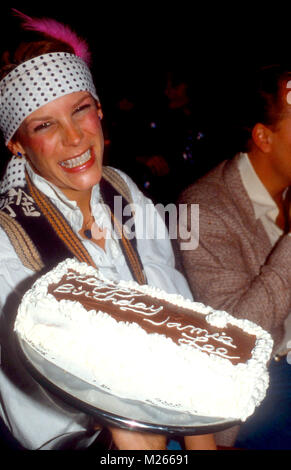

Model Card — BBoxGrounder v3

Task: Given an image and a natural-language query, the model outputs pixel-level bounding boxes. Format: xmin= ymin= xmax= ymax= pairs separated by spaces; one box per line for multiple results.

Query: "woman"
xmin=0 ymin=11 xmax=216 ymax=450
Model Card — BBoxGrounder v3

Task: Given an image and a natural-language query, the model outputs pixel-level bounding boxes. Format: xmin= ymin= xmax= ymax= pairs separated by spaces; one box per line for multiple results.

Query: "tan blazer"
xmin=179 ymin=154 xmax=291 ymax=350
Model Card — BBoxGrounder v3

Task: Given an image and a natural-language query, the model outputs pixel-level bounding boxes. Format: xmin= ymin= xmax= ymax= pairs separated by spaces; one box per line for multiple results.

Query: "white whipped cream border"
xmin=14 ymin=258 xmax=274 ymax=421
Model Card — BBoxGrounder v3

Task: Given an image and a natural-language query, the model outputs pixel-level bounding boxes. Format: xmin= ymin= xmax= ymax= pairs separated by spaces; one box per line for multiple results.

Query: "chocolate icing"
xmin=48 ymin=270 xmax=256 ymax=365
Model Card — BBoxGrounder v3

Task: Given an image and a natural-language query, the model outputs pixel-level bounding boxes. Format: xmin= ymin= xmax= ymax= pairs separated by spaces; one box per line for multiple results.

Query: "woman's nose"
xmin=62 ymin=120 xmax=83 ymax=146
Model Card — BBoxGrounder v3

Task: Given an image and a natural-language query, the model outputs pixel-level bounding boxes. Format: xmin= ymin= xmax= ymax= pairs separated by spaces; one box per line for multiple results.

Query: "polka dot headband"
xmin=0 ymin=52 xmax=99 ymax=145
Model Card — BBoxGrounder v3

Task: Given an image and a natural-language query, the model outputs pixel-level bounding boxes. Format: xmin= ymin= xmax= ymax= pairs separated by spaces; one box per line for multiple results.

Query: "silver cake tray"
xmin=16 ymin=334 xmax=240 ymax=436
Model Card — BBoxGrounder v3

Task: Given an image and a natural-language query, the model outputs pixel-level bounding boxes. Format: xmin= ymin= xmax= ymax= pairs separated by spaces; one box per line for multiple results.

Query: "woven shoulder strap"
xmin=0 ymin=210 xmax=44 ymax=271
xmin=26 ymin=172 xmax=97 ymax=269
xmin=100 ymin=166 xmax=146 ymax=285
xmin=102 ymin=166 xmax=133 ymax=205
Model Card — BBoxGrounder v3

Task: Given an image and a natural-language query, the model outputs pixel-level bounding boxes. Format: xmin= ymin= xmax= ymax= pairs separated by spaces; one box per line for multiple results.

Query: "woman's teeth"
xmin=60 ymin=149 xmax=91 ymax=169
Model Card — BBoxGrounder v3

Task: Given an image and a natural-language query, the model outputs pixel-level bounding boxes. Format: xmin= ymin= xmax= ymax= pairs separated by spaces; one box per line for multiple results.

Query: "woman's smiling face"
xmin=8 ymin=91 xmax=104 ymax=199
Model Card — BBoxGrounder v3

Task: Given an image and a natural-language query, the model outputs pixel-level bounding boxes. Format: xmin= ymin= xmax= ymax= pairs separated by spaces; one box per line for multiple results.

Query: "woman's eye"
xmin=34 ymin=122 xmax=51 ymax=132
xmin=74 ymin=103 xmax=92 ymax=114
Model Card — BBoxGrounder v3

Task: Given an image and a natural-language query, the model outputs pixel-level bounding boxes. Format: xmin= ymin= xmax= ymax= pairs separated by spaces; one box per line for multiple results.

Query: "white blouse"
xmin=0 ymin=160 xmax=192 ymax=449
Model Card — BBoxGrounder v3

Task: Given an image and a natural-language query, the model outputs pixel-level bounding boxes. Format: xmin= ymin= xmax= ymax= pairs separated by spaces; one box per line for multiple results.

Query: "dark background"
xmin=0 ymin=3 xmax=289 ymax=202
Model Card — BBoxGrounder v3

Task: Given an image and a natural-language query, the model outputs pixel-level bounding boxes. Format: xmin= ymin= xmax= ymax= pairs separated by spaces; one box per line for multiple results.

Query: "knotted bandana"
xmin=0 ymin=52 xmax=99 ymax=144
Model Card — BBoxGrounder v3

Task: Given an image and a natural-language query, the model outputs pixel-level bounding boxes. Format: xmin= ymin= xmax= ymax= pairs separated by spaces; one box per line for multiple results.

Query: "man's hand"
xmin=109 ymin=426 xmax=167 ymax=450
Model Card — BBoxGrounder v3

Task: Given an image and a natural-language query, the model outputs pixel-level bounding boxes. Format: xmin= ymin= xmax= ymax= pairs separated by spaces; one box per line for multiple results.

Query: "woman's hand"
xmin=184 ymin=433 xmax=217 ymax=450
xmin=109 ymin=426 xmax=167 ymax=450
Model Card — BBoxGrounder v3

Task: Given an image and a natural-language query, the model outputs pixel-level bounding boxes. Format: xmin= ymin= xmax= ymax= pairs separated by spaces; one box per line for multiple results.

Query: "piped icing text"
xmin=48 ymin=270 xmax=256 ymax=364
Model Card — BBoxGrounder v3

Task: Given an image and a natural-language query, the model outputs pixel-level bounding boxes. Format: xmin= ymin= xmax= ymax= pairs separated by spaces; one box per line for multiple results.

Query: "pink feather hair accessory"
xmin=12 ymin=8 xmax=91 ymax=65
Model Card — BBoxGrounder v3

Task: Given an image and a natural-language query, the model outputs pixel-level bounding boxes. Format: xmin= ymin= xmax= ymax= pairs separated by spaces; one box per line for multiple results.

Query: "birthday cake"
xmin=14 ymin=258 xmax=273 ymax=421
